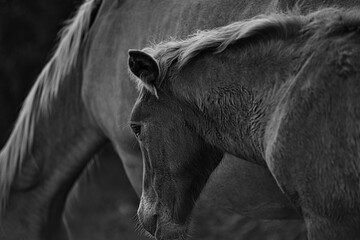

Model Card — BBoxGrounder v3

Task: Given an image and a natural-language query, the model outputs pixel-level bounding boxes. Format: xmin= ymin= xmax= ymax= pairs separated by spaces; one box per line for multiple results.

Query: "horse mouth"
xmin=155 ymin=222 xmax=188 ymax=240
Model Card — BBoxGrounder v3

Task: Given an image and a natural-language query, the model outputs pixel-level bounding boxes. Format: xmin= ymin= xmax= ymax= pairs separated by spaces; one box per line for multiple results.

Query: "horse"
xmin=0 ymin=0 xmax=309 ymax=239
xmin=128 ymin=7 xmax=360 ymax=240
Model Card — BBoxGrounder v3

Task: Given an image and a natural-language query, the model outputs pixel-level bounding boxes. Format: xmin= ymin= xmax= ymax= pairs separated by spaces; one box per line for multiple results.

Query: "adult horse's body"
xmin=129 ymin=6 xmax=360 ymax=240
xmin=0 ymin=0 xmax=307 ymax=239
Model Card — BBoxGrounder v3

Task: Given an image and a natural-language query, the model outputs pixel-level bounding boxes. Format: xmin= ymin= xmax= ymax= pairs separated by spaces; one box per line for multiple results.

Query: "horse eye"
xmin=130 ymin=123 xmax=141 ymax=138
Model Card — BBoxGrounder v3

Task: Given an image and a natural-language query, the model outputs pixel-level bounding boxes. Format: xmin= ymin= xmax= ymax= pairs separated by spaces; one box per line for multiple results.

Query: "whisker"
xmin=133 ymin=214 xmax=143 ymax=233
xmin=133 ymin=214 xmax=156 ymax=239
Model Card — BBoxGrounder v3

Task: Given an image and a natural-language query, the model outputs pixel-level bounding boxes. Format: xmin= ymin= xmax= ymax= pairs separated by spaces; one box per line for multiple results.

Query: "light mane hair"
xmin=136 ymin=8 xmax=357 ymax=90
xmin=140 ymin=13 xmax=304 ymax=87
xmin=0 ymin=0 xmax=98 ymax=211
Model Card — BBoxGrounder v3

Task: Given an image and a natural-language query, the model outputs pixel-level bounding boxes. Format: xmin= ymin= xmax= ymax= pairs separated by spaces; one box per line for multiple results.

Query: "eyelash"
xmin=130 ymin=123 xmax=141 ymax=137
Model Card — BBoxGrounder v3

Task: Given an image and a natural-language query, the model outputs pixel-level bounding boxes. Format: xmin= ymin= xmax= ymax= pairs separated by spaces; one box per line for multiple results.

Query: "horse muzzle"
xmin=137 ymin=207 xmax=187 ymax=240
xmin=154 ymin=223 xmax=187 ymax=240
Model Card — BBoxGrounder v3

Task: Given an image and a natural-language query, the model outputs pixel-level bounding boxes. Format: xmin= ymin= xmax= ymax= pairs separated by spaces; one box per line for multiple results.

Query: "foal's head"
xmin=127 ymin=13 xmax=304 ymax=238
xmin=129 ymin=50 xmax=223 ymax=239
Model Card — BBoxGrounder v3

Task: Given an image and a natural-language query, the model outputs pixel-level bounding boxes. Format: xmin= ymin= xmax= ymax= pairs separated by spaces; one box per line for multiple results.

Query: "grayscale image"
xmin=1 ymin=1 xmax=359 ymax=239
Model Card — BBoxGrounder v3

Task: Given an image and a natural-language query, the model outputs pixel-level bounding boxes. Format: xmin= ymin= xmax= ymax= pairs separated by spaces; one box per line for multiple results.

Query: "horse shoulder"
xmin=264 ymin=36 xmax=360 ymax=220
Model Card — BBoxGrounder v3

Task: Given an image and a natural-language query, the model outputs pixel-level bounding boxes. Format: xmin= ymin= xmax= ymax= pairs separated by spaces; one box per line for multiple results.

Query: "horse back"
xmin=266 ymin=29 xmax=360 ymax=223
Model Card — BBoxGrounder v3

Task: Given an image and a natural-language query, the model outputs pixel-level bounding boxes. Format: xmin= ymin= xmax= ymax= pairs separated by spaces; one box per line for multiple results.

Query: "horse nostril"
xmin=143 ymin=214 xmax=158 ymax=237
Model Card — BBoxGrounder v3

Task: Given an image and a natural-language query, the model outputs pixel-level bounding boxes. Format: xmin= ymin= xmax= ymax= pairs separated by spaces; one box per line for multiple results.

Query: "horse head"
xmin=128 ymin=50 xmax=224 ymax=239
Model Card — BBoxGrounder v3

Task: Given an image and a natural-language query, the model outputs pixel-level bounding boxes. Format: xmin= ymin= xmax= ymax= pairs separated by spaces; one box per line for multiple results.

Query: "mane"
xmin=139 ymin=8 xmax=360 ymax=89
xmin=141 ymin=12 xmax=304 ymax=86
xmin=0 ymin=0 xmax=99 ymax=211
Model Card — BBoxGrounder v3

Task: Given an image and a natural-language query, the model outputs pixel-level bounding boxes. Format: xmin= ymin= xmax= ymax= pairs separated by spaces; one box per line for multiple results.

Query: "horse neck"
xmin=180 ymin=40 xmax=299 ymax=164
xmin=0 ymin=55 xmax=105 ymax=240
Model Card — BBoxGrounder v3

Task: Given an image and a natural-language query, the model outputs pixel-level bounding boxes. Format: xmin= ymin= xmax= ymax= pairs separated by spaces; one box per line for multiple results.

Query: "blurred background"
xmin=0 ymin=1 xmax=307 ymax=239
xmin=0 ymin=0 xmax=82 ymax=145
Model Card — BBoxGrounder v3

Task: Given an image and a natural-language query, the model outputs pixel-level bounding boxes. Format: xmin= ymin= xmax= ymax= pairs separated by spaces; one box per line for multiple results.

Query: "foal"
xmin=129 ymin=8 xmax=360 ymax=240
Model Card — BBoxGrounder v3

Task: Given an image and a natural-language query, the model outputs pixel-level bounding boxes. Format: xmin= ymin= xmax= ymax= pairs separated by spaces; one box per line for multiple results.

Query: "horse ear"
xmin=128 ymin=49 xmax=160 ymax=86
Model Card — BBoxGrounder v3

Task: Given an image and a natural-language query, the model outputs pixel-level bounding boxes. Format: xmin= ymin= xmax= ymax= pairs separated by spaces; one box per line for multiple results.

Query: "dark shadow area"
xmin=0 ymin=0 xmax=80 ymax=145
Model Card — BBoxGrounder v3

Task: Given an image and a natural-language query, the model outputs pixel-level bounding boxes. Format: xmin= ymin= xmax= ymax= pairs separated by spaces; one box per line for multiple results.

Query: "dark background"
xmin=0 ymin=0 xmax=81 ymax=145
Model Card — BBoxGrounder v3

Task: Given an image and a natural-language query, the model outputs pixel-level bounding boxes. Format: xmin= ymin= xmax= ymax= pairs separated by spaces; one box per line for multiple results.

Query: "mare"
xmin=129 ymin=7 xmax=360 ymax=240
xmin=0 ymin=0 xmax=308 ymax=239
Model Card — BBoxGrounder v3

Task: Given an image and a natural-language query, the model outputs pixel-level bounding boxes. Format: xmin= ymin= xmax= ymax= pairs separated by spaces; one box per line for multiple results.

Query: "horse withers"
xmin=129 ymin=8 xmax=360 ymax=240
